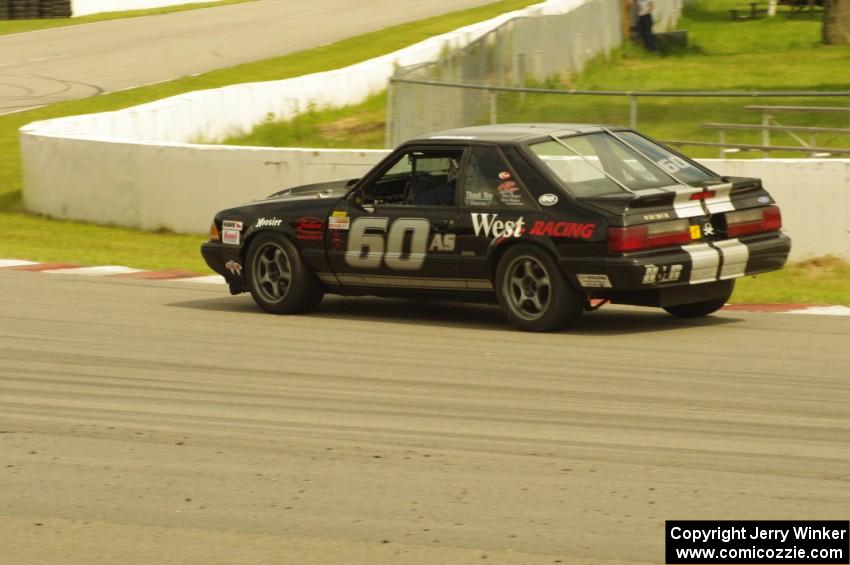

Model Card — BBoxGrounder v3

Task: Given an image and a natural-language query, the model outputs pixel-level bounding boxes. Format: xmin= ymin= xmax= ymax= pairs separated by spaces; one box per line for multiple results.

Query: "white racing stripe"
xmin=669 ymin=186 xmax=705 ymax=219
xmin=713 ymin=238 xmax=750 ymax=280
xmin=704 ymin=182 xmax=735 ymax=214
xmin=682 ymin=243 xmax=720 ymax=284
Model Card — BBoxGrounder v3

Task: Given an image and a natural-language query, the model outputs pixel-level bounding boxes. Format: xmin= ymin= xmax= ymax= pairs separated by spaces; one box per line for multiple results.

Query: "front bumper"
xmin=201 ymin=241 xmax=245 ymax=292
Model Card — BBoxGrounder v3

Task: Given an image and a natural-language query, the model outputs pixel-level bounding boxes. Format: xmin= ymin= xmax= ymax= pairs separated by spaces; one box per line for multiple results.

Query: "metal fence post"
xmin=385 ymin=79 xmax=395 ymax=148
xmin=629 ymin=94 xmax=638 ymax=129
xmin=489 ymin=88 xmax=498 ymax=125
xmin=761 ymin=110 xmax=770 ymax=158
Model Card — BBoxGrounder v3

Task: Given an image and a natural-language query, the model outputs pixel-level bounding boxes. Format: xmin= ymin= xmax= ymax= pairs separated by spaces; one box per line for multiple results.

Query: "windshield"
xmin=528 ymin=131 xmax=715 ymax=197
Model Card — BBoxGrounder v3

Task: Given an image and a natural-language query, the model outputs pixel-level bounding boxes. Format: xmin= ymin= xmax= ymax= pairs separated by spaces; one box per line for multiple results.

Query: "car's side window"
xmin=360 ymin=149 xmax=464 ymax=206
xmin=461 ymin=146 xmax=534 ymax=209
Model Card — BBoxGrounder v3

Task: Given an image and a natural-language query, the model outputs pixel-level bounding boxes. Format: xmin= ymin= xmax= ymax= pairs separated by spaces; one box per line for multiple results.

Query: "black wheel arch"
xmin=487 ymin=238 xmax=583 ymax=294
xmin=239 ymin=226 xmax=298 ymax=265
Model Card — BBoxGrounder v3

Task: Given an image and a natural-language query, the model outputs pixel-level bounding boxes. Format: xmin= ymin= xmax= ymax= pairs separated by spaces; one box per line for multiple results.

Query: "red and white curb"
xmin=2 ymin=258 xmax=849 ymax=316
xmin=723 ymin=304 xmax=850 ymax=316
xmin=0 ymin=259 xmax=225 ymax=285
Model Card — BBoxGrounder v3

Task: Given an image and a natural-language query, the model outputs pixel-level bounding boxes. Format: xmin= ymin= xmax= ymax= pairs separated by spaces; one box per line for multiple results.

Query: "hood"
xmin=262 ymin=178 xmax=357 ymax=202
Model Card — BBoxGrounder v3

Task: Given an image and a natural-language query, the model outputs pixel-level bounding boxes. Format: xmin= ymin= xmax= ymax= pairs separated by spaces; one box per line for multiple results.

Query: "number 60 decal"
xmin=345 ymin=217 xmax=431 ymax=270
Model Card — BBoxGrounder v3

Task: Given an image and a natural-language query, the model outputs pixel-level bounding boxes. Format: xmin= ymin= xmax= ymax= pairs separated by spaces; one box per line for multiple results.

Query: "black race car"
xmin=201 ymin=124 xmax=790 ymax=331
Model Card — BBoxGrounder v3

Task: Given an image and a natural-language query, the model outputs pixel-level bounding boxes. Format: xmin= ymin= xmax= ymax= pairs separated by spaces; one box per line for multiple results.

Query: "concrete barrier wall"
xmin=71 ymin=0 xmax=221 ymax=17
xmin=20 ymin=128 xmax=850 ymax=260
xmin=20 ymin=135 xmax=387 ymax=232
xmin=703 ymin=159 xmax=850 ymax=261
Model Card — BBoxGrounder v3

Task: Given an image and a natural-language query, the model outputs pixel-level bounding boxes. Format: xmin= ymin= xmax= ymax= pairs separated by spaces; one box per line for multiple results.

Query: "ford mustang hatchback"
xmin=202 ymin=124 xmax=791 ymax=331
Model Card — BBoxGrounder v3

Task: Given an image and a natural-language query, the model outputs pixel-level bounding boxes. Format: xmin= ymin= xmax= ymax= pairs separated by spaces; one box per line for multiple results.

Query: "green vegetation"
xmin=0 ymin=0 xmax=254 ymax=36
xmin=222 ymin=0 xmax=850 ymax=156
xmin=219 ymin=92 xmax=389 ymax=148
xmin=732 ymin=257 xmax=850 ymax=306
xmin=0 ymin=0 xmax=541 ymax=272
xmin=1 ymin=212 xmax=209 ymax=272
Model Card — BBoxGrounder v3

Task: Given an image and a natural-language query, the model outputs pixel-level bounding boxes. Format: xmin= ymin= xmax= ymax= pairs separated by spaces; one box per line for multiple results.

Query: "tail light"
xmin=726 ymin=206 xmax=782 ymax=237
xmin=209 ymin=221 xmax=220 ymax=241
xmin=608 ymin=219 xmax=691 ymax=252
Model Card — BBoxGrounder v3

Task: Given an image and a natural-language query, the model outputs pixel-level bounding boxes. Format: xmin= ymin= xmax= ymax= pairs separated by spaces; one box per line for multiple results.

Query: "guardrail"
xmin=389 ymin=77 xmax=850 ymax=145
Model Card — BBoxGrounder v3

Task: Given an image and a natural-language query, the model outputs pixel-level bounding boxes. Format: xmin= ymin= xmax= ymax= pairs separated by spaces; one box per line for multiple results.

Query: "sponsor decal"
xmin=498 ymin=180 xmax=519 ymax=193
xmin=642 ymin=264 xmax=683 ymax=284
xmin=643 ymin=212 xmax=671 ymax=221
xmin=331 ymin=230 xmax=344 ymax=250
xmin=222 ymin=220 xmax=243 ymax=230
xmin=538 ymin=193 xmax=559 ymax=206
xmin=429 ymin=233 xmax=456 ymax=252
xmin=577 ymin=274 xmax=612 ymax=288
xmin=345 ymin=217 xmax=429 ymax=270
xmin=470 ymin=213 xmax=525 ymax=239
xmin=328 ymin=216 xmax=350 ymax=231
xmin=499 ymin=191 xmax=525 ymax=206
xmin=689 ymin=224 xmax=701 ymax=240
xmin=296 ymin=216 xmax=324 ymax=241
xmin=332 ymin=210 xmax=348 ymax=218
xmin=465 ymin=191 xmax=494 ymax=207
xmin=495 ymin=178 xmax=524 ymax=206
xmin=222 ymin=229 xmax=240 ymax=245
xmin=224 ymin=260 xmax=242 ymax=276
xmin=528 ymin=221 xmax=595 ymax=239
xmin=255 ymin=217 xmax=283 ymax=228
xmin=703 ymin=221 xmax=715 ymax=237
xmin=758 ymin=195 xmax=770 ymax=204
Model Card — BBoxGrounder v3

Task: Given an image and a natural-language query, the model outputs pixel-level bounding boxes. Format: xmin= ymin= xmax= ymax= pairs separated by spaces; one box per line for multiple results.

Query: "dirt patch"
xmin=318 ymin=117 xmax=384 ymax=137
xmin=793 ymin=255 xmax=845 ymax=270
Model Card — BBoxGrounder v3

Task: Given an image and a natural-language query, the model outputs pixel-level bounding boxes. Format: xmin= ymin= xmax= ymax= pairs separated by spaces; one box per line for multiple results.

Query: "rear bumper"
xmin=561 ymin=230 xmax=791 ymax=301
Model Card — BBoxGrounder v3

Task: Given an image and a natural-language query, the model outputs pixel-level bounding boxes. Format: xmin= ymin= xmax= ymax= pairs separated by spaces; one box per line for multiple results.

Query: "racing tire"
xmin=663 ymin=280 xmax=734 ymax=318
xmin=495 ymin=245 xmax=584 ymax=332
xmin=246 ymin=233 xmax=324 ymax=315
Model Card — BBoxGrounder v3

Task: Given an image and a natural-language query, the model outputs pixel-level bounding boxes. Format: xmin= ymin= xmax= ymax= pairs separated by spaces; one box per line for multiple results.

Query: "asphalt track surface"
xmin=1 ymin=269 xmax=849 ymax=564
xmin=0 ymin=0 xmax=495 ymax=114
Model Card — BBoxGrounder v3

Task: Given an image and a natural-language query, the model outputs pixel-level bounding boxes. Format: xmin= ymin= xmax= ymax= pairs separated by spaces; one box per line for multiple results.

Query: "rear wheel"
xmin=663 ymin=280 xmax=734 ymax=318
xmin=495 ymin=245 xmax=584 ymax=332
xmin=246 ymin=233 xmax=324 ymax=315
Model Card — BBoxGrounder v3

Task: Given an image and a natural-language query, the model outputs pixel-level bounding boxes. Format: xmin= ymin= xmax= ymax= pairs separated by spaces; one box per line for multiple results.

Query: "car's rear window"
xmin=528 ymin=131 xmax=714 ymax=197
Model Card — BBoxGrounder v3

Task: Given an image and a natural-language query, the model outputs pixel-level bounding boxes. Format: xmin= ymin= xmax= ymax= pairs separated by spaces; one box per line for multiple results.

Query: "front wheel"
xmin=663 ymin=280 xmax=734 ymax=318
xmin=246 ymin=233 xmax=324 ymax=315
xmin=495 ymin=245 xmax=584 ymax=332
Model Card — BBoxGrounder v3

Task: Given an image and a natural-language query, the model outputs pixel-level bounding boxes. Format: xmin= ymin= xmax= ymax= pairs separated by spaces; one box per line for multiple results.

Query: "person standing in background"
xmin=634 ymin=0 xmax=657 ymax=51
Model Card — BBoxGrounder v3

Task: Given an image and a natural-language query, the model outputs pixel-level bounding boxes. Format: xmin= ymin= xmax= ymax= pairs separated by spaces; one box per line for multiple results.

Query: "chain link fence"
xmin=387 ymin=0 xmax=688 ymax=145
xmin=389 ymin=78 xmax=850 ymax=156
